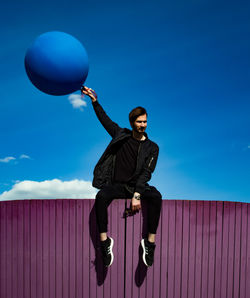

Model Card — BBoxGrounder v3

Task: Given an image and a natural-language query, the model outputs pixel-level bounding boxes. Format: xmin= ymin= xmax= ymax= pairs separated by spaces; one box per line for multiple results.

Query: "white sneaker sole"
xmin=141 ymin=239 xmax=150 ymax=267
xmin=107 ymin=237 xmax=114 ymax=267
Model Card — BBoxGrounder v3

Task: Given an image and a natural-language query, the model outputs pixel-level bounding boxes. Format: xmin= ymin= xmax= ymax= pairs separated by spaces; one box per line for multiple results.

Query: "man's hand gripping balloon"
xmin=81 ymin=86 xmax=97 ymax=102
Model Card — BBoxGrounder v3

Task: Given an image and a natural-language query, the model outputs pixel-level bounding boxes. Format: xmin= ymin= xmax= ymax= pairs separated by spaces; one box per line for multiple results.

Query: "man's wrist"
xmin=133 ymin=192 xmax=141 ymax=200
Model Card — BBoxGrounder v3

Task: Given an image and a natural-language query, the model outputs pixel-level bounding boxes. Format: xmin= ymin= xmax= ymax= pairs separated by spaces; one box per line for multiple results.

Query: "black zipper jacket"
xmin=92 ymin=101 xmax=159 ymax=194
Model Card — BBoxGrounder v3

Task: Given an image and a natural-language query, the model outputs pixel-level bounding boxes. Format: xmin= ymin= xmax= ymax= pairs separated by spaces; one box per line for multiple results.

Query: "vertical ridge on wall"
xmin=1 ymin=199 xmax=250 ymax=298
xmin=240 ymin=203 xmax=248 ymax=298
xmin=181 ymin=200 xmax=190 ymax=298
xmin=214 ymin=201 xmax=222 ymax=297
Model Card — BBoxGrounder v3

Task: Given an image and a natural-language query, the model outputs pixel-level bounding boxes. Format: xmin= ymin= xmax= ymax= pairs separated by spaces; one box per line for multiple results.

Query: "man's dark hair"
xmin=129 ymin=106 xmax=148 ymax=126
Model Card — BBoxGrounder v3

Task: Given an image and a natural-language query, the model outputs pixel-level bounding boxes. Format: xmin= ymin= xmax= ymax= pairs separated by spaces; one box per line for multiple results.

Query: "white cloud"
xmin=20 ymin=154 xmax=31 ymax=159
xmin=0 ymin=156 xmax=16 ymax=163
xmin=68 ymin=94 xmax=87 ymax=111
xmin=0 ymin=154 xmax=31 ymax=164
xmin=0 ymin=179 xmax=97 ymax=201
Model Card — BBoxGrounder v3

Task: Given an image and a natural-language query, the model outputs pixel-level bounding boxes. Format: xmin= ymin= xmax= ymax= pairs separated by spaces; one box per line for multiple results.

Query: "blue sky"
xmin=0 ymin=0 xmax=249 ymax=202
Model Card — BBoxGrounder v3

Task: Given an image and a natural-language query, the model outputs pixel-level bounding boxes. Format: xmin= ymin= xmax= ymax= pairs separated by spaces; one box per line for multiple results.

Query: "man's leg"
xmin=95 ymin=184 xmax=127 ymax=240
xmin=142 ymin=186 xmax=162 ymax=240
xmin=95 ymin=183 xmax=127 ymax=267
xmin=140 ymin=186 xmax=162 ymax=267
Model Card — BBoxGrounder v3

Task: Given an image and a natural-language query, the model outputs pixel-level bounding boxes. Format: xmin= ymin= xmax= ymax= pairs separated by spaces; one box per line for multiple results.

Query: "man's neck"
xmin=132 ymin=130 xmax=146 ymax=141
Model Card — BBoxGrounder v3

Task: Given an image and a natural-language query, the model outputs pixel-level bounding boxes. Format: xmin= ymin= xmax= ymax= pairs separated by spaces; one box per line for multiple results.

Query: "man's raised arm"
xmin=81 ymin=86 xmax=121 ymax=138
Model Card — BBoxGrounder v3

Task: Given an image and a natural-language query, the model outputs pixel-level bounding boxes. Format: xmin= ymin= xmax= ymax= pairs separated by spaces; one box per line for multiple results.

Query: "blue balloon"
xmin=25 ymin=31 xmax=89 ymax=95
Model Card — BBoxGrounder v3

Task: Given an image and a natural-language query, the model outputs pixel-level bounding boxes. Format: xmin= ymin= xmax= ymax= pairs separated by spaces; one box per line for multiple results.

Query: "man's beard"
xmin=133 ymin=126 xmax=145 ymax=133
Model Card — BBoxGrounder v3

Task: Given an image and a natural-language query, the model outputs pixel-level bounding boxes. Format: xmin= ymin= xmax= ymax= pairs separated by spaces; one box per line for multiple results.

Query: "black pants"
xmin=95 ymin=183 xmax=162 ymax=234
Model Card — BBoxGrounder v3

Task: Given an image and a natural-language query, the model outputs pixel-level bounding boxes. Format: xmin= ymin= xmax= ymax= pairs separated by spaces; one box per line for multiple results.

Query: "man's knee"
xmin=150 ymin=186 xmax=162 ymax=201
xmin=95 ymin=188 xmax=113 ymax=207
xmin=94 ymin=191 xmax=104 ymax=210
xmin=96 ymin=189 xmax=107 ymax=203
xmin=155 ymin=191 xmax=162 ymax=201
xmin=142 ymin=186 xmax=162 ymax=206
xmin=155 ymin=192 xmax=162 ymax=209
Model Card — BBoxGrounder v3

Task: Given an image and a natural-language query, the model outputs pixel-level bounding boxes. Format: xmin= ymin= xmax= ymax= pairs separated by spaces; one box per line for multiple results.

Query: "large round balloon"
xmin=25 ymin=31 xmax=89 ymax=95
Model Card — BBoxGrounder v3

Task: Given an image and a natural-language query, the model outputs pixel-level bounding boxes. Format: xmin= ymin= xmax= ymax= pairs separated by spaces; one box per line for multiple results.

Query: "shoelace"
xmin=145 ymin=243 xmax=155 ymax=256
xmin=102 ymin=243 xmax=111 ymax=255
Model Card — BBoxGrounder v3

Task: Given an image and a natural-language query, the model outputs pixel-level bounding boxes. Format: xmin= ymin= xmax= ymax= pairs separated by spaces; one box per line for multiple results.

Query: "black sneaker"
xmin=141 ymin=239 xmax=156 ymax=267
xmin=100 ymin=237 xmax=114 ymax=267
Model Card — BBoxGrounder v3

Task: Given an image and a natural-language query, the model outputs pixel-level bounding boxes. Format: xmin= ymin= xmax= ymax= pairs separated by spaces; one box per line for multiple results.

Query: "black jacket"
xmin=92 ymin=101 xmax=159 ymax=194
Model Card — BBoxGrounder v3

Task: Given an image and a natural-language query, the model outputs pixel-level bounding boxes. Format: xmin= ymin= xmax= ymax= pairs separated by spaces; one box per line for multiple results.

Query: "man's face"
xmin=132 ymin=114 xmax=147 ymax=133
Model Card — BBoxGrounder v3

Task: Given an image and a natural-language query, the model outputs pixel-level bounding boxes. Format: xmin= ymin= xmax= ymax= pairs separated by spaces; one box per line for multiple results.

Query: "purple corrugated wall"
xmin=0 ymin=199 xmax=250 ymax=298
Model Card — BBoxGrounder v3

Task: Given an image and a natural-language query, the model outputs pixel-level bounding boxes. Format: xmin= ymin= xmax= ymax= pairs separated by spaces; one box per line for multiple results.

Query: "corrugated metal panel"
xmin=0 ymin=199 xmax=250 ymax=298
xmin=0 ymin=199 xmax=127 ymax=298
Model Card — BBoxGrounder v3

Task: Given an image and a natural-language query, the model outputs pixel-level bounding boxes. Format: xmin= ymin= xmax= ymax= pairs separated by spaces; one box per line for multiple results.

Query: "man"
xmin=82 ymin=86 xmax=162 ymax=267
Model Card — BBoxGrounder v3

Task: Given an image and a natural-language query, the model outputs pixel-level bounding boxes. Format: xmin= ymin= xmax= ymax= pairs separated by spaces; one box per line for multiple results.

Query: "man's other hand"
xmin=131 ymin=193 xmax=141 ymax=213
